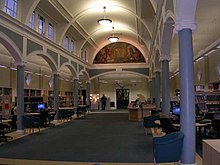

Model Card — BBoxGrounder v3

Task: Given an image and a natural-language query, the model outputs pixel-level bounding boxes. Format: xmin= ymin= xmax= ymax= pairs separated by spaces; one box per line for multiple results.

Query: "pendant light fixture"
xmin=97 ymin=6 xmax=112 ymax=26
xmin=108 ymin=27 xmax=119 ymax=42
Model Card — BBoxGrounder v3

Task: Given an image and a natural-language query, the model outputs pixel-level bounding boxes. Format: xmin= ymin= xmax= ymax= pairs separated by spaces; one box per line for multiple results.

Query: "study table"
xmin=154 ymin=119 xmax=211 ymax=143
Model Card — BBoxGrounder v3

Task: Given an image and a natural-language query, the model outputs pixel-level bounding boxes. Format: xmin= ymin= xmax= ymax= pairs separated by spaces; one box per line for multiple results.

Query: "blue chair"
xmin=143 ymin=114 xmax=159 ymax=135
xmin=153 ymin=131 xmax=184 ymax=164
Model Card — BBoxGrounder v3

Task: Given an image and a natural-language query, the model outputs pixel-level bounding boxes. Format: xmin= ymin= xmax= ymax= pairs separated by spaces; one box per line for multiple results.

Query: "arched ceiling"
xmin=0 ymin=0 xmax=220 ymax=86
xmin=38 ymin=0 xmax=155 ymax=62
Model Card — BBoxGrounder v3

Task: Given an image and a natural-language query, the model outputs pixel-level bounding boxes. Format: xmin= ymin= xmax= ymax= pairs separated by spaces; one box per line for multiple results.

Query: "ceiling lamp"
xmin=97 ymin=6 xmax=112 ymax=26
xmin=108 ymin=27 xmax=119 ymax=42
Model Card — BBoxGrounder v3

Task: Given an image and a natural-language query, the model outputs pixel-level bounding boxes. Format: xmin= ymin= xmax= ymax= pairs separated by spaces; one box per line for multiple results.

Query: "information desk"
xmin=128 ymin=104 xmax=156 ymax=121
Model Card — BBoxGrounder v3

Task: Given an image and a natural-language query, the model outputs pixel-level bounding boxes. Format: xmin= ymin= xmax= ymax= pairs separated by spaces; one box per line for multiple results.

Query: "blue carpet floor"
xmin=0 ymin=113 xmax=154 ymax=163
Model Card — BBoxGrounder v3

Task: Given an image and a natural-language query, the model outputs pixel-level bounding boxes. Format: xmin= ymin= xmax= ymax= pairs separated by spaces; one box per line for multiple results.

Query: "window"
xmin=4 ymin=0 xmax=18 ymax=18
xmin=81 ymin=49 xmax=83 ymax=58
xmin=28 ymin=11 xmax=35 ymax=29
xmin=71 ymin=40 xmax=74 ymax=52
xmin=48 ymin=23 xmax=54 ymax=41
xmin=38 ymin=15 xmax=45 ymax=35
xmin=65 ymin=36 xmax=69 ymax=50
xmin=84 ymin=50 xmax=87 ymax=61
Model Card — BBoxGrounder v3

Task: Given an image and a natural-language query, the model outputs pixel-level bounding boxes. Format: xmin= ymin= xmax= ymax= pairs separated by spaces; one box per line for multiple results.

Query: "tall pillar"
xmin=16 ymin=65 xmax=24 ymax=134
xmin=86 ymin=81 xmax=90 ymax=105
xmin=151 ymin=77 xmax=156 ymax=100
xmin=155 ymin=71 xmax=161 ymax=110
xmin=179 ymin=29 xmax=196 ymax=165
xmin=148 ymin=79 xmax=153 ymax=100
xmin=73 ymin=79 xmax=79 ymax=115
xmin=53 ymin=73 xmax=59 ymax=120
xmin=161 ymin=58 xmax=170 ymax=116
xmin=175 ymin=0 xmax=197 ymax=164
xmin=86 ymin=81 xmax=91 ymax=113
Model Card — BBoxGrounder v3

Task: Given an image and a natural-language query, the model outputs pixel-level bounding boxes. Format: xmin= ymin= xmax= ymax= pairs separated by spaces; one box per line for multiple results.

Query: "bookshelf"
xmin=195 ymin=92 xmax=220 ymax=112
xmin=0 ymin=87 xmax=12 ymax=118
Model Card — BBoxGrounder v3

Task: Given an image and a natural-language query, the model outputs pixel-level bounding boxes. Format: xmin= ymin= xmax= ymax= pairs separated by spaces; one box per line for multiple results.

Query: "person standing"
xmin=101 ymin=94 xmax=107 ymax=110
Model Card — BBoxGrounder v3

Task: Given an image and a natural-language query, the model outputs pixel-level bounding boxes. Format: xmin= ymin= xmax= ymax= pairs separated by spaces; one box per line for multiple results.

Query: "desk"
xmin=0 ymin=119 xmax=12 ymax=124
xmin=77 ymin=105 xmax=87 ymax=118
xmin=0 ymin=119 xmax=13 ymax=142
xmin=25 ymin=112 xmax=40 ymax=116
xmin=59 ymin=107 xmax=75 ymax=121
xmin=203 ymin=140 xmax=220 ymax=165
xmin=128 ymin=107 xmax=142 ymax=121
xmin=155 ymin=119 xmax=211 ymax=143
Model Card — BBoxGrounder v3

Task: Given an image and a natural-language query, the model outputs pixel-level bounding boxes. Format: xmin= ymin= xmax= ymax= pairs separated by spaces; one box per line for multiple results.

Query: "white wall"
xmin=98 ymin=80 xmax=149 ymax=109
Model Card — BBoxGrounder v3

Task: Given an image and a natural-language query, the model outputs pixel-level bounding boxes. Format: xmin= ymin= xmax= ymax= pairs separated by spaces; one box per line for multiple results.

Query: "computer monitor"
xmin=38 ymin=103 xmax=45 ymax=110
xmin=172 ymin=105 xmax=181 ymax=116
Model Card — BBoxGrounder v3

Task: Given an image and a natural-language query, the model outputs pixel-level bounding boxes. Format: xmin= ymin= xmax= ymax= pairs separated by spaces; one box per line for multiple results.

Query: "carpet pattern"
xmin=0 ymin=113 xmax=154 ymax=163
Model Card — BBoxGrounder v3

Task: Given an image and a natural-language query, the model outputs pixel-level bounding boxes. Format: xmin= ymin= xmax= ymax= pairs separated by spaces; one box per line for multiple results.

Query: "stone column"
xmin=161 ymin=57 xmax=170 ymax=116
xmin=155 ymin=71 xmax=161 ymax=110
xmin=73 ymin=79 xmax=79 ymax=115
xmin=16 ymin=65 xmax=25 ymax=134
xmin=174 ymin=0 xmax=198 ymax=164
xmin=86 ymin=81 xmax=91 ymax=112
xmin=53 ymin=73 xmax=59 ymax=120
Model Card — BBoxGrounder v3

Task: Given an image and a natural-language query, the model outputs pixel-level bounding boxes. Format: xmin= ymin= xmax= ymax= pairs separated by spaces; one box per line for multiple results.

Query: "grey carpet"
xmin=0 ymin=113 xmax=154 ymax=163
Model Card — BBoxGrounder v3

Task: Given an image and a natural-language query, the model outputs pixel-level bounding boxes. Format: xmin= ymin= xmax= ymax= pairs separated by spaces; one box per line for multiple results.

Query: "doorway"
xmin=116 ymin=89 xmax=129 ymax=109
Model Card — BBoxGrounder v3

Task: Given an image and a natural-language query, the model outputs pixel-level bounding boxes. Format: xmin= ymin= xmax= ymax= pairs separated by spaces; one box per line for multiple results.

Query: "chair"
xmin=143 ymin=114 xmax=159 ymax=135
xmin=153 ymin=131 xmax=184 ymax=164
xmin=160 ymin=117 xmax=179 ymax=134
xmin=23 ymin=115 xmax=41 ymax=133
xmin=211 ymin=119 xmax=220 ymax=138
xmin=40 ymin=110 xmax=55 ymax=127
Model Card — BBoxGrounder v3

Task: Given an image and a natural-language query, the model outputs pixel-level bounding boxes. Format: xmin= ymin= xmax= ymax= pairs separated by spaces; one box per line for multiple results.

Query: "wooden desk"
xmin=0 ymin=119 xmax=12 ymax=124
xmin=0 ymin=119 xmax=13 ymax=142
xmin=128 ymin=107 xmax=142 ymax=121
xmin=128 ymin=104 xmax=156 ymax=121
xmin=203 ymin=140 xmax=220 ymax=165
xmin=25 ymin=112 xmax=40 ymax=116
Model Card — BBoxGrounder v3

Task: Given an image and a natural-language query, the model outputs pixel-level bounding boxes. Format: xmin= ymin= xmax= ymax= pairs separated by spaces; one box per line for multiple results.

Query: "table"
xmin=155 ymin=119 xmax=211 ymax=143
xmin=0 ymin=119 xmax=13 ymax=142
xmin=77 ymin=105 xmax=87 ymax=118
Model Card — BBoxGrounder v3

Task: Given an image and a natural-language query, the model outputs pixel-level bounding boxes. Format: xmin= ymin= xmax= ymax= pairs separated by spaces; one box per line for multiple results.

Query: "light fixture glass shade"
xmin=97 ymin=6 xmax=112 ymax=26
xmin=97 ymin=18 xmax=112 ymax=26
xmin=108 ymin=36 xmax=119 ymax=42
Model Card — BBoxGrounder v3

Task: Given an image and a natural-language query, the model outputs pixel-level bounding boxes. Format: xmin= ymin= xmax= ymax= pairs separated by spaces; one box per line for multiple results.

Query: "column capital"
xmin=154 ymin=69 xmax=161 ymax=73
xmin=160 ymin=55 xmax=171 ymax=62
xmin=52 ymin=71 xmax=60 ymax=75
xmin=174 ymin=0 xmax=197 ymax=32
xmin=14 ymin=60 xmax=26 ymax=67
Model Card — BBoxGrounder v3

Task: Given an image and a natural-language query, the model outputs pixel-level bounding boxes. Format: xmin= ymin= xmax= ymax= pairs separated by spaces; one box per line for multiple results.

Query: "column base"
xmin=16 ymin=130 xmax=24 ymax=134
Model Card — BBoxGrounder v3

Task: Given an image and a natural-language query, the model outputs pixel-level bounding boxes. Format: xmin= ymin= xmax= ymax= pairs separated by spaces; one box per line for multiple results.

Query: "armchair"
xmin=153 ymin=131 xmax=184 ymax=164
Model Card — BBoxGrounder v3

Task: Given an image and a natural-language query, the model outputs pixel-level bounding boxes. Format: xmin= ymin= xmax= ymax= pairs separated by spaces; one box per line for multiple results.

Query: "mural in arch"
xmin=93 ymin=42 xmax=145 ymax=64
